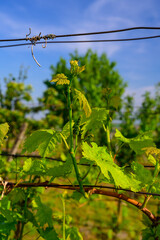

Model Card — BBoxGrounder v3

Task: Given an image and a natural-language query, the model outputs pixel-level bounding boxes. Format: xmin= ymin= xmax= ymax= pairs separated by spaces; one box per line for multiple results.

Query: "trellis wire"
xmin=1 ymin=35 xmax=160 ymax=48
xmin=0 ymin=26 xmax=160 ymax=42
xmin=0 ymin=152 xmax=155 ymax=168
xmin=1 ymin=153 xmax=159 ymax=197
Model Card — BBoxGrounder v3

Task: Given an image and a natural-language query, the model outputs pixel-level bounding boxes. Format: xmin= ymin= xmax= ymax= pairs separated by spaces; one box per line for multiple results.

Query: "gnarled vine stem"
xmin=3 ymin=181 xmax=157 ymax=224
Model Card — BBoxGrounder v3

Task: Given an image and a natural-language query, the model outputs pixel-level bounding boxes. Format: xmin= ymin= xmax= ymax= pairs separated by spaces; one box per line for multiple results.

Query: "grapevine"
xmin=0 ymin=61 xmax=160 ymax=239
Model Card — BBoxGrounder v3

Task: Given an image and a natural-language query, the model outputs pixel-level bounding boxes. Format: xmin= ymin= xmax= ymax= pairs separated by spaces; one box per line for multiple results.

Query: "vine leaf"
xmin=22 ymin=158 xmax=47 ymax=176
xmin=110 ymin=96 xmax=121 ymax=109
xmin=115 ymin=129 xmax=155 ymax=154
xmin=131 ymin=162 xmax=152 ymax=186
xmin=0 ymin=221 xmax=16 ymax=238
xmin=143 ymin=147 xmax=160 ymax=159
xmin=70 ymin=60 xmax=85 ymax=75
xmin=50 ymin=73 xmax=70 ymax=85
xmin=22 ymin=157 xmax=73 ymax=179
xmin=66 ymin=226 xmax=83 ymax=240
xmin=147 ymin=154 xmax=157 ymax=166
xmin=39 ymin=227 xmax=60 ymax=240
xmin=62 ymin=121 xmax=74 ymax=139
xmin=142 ymin=146 xmax=160 ymax=165
xmin=47 ymin=157 xmax=73 ymax=179
xmin=150 ymin=181 xmax=160 ymax=200
xmin=8 ymin=189 xmax=26 ymax=204
xmin=23 ymin=129 xmax=61 ymax=157
xmin=26 ymin=204 xmax=59 ymax=240
xmin=0 ymin=197 xmax=14 ymax=223
xmin=0 ymin=196 xmax=22 ymax=236
xmin=74 ymin=89 xmax=91 ymax=118
xmin=80 ymin=108 xmax=109 ymax=139
xmin=0 ymin=123 xmax=9 ymax=146
xmin=32 ymin=196 xmax=53 ymax=227
xmin=142 ymin=224 xmax=160 ymax=239
xmin=82 ymin=142 xmax=141 ymax=191
xmin=114 ymin=129 xmax=130 ymax=143
xmin=32 ymin=197 xmax=60 ymax=239
xmin=156 ymin=225 xmax=160 ymax=238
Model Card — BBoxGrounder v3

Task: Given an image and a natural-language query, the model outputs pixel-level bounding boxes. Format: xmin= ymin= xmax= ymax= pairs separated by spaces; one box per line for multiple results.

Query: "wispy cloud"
xmin=0 ymin=0 xmax=157 ymax=58
xmin=0 ymin=12 xmax=23 ymax=34
xmin=0 ymin=11 xmax=67 ymax=38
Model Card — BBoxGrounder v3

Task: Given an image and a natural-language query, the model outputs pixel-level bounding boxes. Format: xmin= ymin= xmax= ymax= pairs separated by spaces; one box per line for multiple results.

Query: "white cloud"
xmin=0 ymin=0 xmax=159 ymax=60
xmin=0 ymin=11 xmax=66 ymax=38
xmin=0 ymin=0 xmax=149 ymax=59
xmin=0 ymin=12 xmax=22 ymax=32
xmin=86 ymin=0 xmax=110 ymax=15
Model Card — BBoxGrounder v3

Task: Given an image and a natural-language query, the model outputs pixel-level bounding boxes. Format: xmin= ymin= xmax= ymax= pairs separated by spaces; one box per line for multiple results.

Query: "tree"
xmin=39 ymin=49 xmax=127 ymax=129
xmin=1 ymin=62 xmax=160 ymax=240
xmin=117 ymin=95 xmax=138 ymax=166
xmin=137 ymin=91 xmax=156 ymax=132
xmin=137 ymin=83 xmax=160 ymax=147
xmin=0 ymin=67 xmax=35 ymax=150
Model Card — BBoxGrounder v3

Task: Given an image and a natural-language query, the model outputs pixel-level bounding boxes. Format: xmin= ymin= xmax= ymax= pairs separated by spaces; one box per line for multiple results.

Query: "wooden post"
xmin=7 ymin=122 xmax=28 ymax=162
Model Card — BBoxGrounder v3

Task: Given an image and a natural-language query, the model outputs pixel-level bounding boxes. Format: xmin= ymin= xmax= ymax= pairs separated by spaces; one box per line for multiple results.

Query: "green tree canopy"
xmin=40 ymin=49 xmax=127 ymax=128
xmin=137 ymin=83 xmax=160 ymax=148
xmin=0 ymin=67 xmax=44 ymax=147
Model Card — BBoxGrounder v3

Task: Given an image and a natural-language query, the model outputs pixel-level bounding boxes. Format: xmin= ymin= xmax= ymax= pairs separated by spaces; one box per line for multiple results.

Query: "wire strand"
xmin=0 ymin=153 xmax=155 ymax=168
xmin=0 ymin=26 xmax=160 ymax=42
xmin=1 ymin=35 xmax=160 ymax=48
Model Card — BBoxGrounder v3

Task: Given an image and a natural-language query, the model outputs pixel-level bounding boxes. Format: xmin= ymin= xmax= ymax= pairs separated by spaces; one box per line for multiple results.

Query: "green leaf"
xmin=50 ymin=73 xmax=70 ymax=85
xmin=25 ymin=209 xmax=39 ymax=228
xmin=23 ymin=129 xmax=61 ymax=157
xmin=143 ymin=147 xmax=160 ymax=157
xmin=74 ymin=89 xmax=91 ymax=117
xmin=62 ymin=121 xmax=74 ymax=139
xmin=0 ymin=123 xmax=9 ymax=146
xmin=71 ymin=191 xmax=83 ymax=201
xmin=131 ymin=162 xmax=152 ymax=186
xmin=0 ymin=197 xmax=13 ymax=223
xmin=70 ymin=60 xmax=85 ymax=75
xmin=66 ymin=226 xmax=83 ymax=240
xmin=110 ymin=96 xmax=121 ymax=109
xmin=150 ymin=181 xmax=160 ymax=200
xmin=142 ymin=215 xmax=152 ymax=227
xmin=22 ymin=158 xmax=47 ymax=176
xmin=47 ymin=157 xmax=73 ymax=178
xmin=39 ymin=227 xmax=60 ymax=240
xmin=81 ymin=108 xmax=109 ymax=139
xmin=82 ymin=142 xmax=111 ymax=162
xmin=143 ymin=147 xmax=160 ymax=163
xmin=147 ymin=154 xmax=157 ymax=166
xmin=8 ymin=189 xmax=26 ymax=204
xmin=115 ymin=129 xmax=155 ymax=154
xmin=0 ymin=208 xmax=14 ymax=222
xmin=115 ymin=129 xmax=130 ymax=143
xmin=156 ymin=225 xmax=160 ymax=237
xmin=0 ymin=221 xmax=16 ymax=236
xmin=0 ymin=196 xmax=23 ymax=224
xmin=32 ymin=196 xmax=53 ymax=227
xmin=22 ymin=157 xmax=72 ymax=178
xmin=0 ymin=196 xmax=10 ymax=210
xmin=23 ymin=158 xmax=33 ymax=172
xmin=82 ymin=142 xmax=141 ymax=191
xmin=142 ymin=227 xmax=156 ymax=240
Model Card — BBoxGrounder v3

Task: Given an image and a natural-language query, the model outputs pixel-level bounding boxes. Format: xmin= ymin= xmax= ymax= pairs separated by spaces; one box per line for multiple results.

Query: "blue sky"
xmin=1 ymin=0 xmax=160 ymax=106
